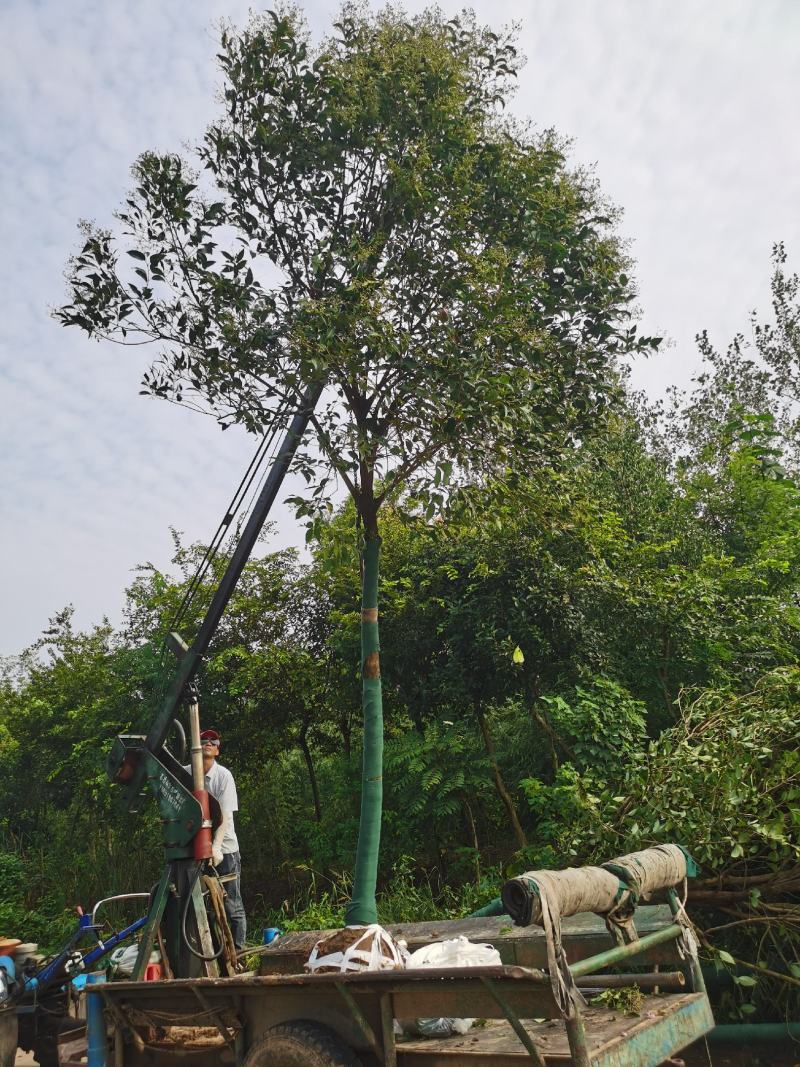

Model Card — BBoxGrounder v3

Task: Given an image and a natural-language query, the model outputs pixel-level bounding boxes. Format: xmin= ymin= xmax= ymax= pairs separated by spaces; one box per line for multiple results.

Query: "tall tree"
xmin=58 ymin=5 xmax=656 ymax=923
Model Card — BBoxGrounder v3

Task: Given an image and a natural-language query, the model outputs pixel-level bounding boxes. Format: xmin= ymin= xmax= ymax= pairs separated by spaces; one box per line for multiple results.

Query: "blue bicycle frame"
xmin=21 ymin=894 xmax=151 ymax=996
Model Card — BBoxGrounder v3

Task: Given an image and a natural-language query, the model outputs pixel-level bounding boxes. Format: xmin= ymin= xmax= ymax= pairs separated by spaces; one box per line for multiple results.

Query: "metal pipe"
xmin=479 ymin=976 xmax=547 ymax=1066
xmin=90 ymin=894 xmax=151 ymax=927
xmin=188 ymin=700 xmax=204 ymax=791
xmin=468 ymin=898 xmax=506 ymax=918
xmin=575 ymin=971 xmax=685 ymax=990
xmin=564 ymin=1013 xmax=592 ymax=1067
xmin=708 ymin=1022 xmax=800 ymax=1043
xmin=187 ymin=698 xmax=212 ymax=860
xmin=569 ymin=924 xmax=683 ymax=978
xmin=86 ymin=972 xmax=108 ymax=1067
xmin=140 ymin=379 xmax=325 ymax=763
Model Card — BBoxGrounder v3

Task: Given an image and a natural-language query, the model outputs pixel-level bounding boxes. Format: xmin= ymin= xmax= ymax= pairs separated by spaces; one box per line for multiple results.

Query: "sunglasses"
xmin=201 ymin=740 xmax=219 ymax=747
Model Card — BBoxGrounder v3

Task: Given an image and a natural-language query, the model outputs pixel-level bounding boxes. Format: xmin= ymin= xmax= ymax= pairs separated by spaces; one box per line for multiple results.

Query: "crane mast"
xmin=106 ymin=379 xmax=324 ymax=978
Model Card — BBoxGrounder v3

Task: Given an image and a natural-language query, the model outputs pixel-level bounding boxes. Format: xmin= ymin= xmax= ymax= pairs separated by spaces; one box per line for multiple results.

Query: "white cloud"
xmin=1 ymin=0 xmax=799 ymax=653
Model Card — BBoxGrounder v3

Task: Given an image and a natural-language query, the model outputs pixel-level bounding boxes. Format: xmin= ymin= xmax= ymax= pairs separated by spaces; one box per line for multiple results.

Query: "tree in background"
xmin=58 ymin=5 xmax=657 ymax=923
xmin=670 ymin=243 xmax=800 ymax=471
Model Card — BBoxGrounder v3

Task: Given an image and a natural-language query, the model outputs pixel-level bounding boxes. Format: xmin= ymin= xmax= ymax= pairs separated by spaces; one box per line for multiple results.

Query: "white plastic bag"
xmin=406 ymin=936 xmax=501 ymax=970
xmin=109 ymin=943 xmax=159 ymax=977
xmin=406 ymin=936 xmax=502 ymax=1037
xmin=306 ymin=924 xmax=404 ymax=974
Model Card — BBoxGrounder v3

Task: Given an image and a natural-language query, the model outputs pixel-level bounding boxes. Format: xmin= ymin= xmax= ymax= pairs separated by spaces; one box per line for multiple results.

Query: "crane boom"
xmin=113 ymin=379 xmax=324 ymax=805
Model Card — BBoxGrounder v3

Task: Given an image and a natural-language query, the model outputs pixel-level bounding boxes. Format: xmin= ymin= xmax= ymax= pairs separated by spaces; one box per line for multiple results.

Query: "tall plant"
xmin=58 ymin=5 xmax=656 ymax=923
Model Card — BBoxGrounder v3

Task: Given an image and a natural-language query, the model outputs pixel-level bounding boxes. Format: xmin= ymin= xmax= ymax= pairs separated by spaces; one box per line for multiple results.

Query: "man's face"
xmin=201 ymin=739 xmax=219 ymax=768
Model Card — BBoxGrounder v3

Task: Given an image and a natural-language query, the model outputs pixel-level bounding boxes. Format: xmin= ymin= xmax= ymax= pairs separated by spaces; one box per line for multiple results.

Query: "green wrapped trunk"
xmin=345 ymin=534 xmax=383 ymax=926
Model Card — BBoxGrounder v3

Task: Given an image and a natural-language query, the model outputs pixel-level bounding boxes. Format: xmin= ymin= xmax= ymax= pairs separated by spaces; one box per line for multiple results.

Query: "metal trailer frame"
xmin=91 ymin=895 xmax=714 ymax=1067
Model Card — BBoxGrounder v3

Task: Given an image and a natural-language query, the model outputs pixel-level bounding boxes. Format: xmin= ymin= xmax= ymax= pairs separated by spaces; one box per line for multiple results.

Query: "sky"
xmin=1 ymin=0 xmax=799 ymax=656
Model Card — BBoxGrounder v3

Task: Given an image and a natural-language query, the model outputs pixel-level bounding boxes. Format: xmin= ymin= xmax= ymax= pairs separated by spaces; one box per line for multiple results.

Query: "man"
xmin=197 ymin=728 xmax=247 ymax=950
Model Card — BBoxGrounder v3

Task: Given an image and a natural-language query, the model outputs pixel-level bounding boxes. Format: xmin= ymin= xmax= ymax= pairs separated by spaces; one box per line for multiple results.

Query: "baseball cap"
xmin=200 ymin=729 xmax=220 ymax=743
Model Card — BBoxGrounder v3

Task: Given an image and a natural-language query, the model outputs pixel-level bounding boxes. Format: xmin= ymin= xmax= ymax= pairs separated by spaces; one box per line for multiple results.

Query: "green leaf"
xmin=717 ymin=950 xmax=736 ymax=966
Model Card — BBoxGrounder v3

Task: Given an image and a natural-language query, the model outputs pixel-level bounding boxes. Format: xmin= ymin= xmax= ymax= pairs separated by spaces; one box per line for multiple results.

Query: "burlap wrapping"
xmin=601 ymin=844 xmax=688 ymax=900
xmin=502 ymin=866 xmax=633 ymax=1015
xmin=500 ymin=845 xmax=695 ymax=1017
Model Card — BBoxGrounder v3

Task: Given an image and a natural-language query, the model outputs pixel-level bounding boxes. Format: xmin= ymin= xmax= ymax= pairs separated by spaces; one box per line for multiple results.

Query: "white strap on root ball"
xmin=306 ymin=924 xmax=405 ymax=974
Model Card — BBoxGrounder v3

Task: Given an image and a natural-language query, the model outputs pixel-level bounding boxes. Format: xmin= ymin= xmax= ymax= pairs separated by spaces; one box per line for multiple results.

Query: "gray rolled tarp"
xmin=500 ymin=845 xmax=696 ymax=1017
xmin=501 ymin=844 xmax=693 ymax=928
xmin=501 ymin=866 xmax=634 ymax=1016
xmin=501 ymin=865 xmax=628 ymax=927
xmin=601 ymin=843 xmax=691 ymax=900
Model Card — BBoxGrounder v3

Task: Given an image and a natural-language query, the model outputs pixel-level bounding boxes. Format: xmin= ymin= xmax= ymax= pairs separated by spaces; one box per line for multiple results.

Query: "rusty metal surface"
xmin=94 ymin=965 xmax=560 ymax=1037
xmin=97 ymin=963 xmax=548 ymax=997
xmin=592 ymin=992 xmax=714 ymax=1067
xmin=94 ymin=908 xmax=711 ymax=1065
xmin=576 ymin=971 xmax=685 ymax=991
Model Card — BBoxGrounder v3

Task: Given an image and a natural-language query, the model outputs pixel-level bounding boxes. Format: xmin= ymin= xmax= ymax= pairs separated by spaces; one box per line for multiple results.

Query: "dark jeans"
xmin=217 ymin=851 xmax=246 ymax=949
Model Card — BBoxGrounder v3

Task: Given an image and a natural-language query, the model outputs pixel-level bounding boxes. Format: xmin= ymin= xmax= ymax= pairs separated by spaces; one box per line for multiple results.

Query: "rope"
xmin=502 ymin=866 xmax=633 ymax=1016
xmin=203 ymin=874 xmax=239 ymax=975
xmin=166 ymin=415 xmax=286 ymax=636
xmin=155 ymin=395 xmax=295 ymax=687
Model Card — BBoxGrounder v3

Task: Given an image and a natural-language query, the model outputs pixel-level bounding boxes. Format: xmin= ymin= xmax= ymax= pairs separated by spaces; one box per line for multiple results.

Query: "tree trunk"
xmin=658 ymin=630 xmax=673 ymax=714
xmin=530 ymin=706 xmax=577 ymax=769
xmin=475 ymin=703 xmax=527 ymax=851
xmin=339 ymin=711 xmax=352 ymax=759
xmin=345 ymin=532 xmax=383 ymax=925
xmin=298 ymin=722 xmax=322 ymax=823
xmin=462 ymin=795 xmax=481 ymax=886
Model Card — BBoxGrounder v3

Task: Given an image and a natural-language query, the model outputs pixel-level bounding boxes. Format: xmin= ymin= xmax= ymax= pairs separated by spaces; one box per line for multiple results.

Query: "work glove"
xmin=212 ymin=845 xmax=224 ymax=867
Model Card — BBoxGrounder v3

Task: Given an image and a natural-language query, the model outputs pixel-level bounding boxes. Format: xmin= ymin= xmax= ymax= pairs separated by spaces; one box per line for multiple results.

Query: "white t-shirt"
xmin=185 ymin=760 xmax=240 ymax=854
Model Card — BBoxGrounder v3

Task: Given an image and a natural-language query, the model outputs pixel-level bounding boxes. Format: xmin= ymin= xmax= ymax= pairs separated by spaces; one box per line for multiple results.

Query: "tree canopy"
xmin=6 ymin=291 xmax=800 ymax=1012
xmin=57 ymin=3 xmax=659 ymax=924
xmin=58 ymin=4 xmax=657 ymax=534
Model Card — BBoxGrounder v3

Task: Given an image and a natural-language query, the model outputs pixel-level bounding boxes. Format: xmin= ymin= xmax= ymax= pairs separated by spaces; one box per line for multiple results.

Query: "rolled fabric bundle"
xmin=601 ymin=844 xmax=692 ymax=900
xmin=501 ymin=866 xmax=627 ymax=927
xmin=501 ymin=866 xmax=632 ymax=1017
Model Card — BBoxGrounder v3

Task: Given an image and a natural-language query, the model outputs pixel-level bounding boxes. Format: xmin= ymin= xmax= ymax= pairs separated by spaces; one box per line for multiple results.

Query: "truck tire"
xmin=244 ymin=1021 xmax=361 ymax=1067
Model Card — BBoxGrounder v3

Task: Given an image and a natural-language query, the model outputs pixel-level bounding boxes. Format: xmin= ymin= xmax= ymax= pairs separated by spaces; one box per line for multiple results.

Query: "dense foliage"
xmin=7 ymin=250 xmax=800 ymax=1016
xmin=57 ymin=3 xmax=661 ymax=923
xmin=7 ymin=0 xmax=800 ymax=1025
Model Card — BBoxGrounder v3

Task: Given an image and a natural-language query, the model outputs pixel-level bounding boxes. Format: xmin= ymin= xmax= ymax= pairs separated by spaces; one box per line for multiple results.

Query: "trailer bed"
xmin=95 ymin=967 xmax=713 ymax=1067
xmin=397 ymin=993 xmax=712 ymax=1065
xmin=91 ymin=902 xmax=714 ymax=1066
xmin=256 ymin=907 xmax=679 ymax=976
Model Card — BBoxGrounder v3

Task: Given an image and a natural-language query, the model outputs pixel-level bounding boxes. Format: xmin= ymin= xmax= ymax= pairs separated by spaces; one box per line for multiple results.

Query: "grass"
xmin=252 ymin=856 xmax=505 ymax=939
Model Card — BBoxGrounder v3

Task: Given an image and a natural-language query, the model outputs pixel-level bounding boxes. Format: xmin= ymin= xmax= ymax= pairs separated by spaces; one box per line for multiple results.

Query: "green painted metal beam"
xmin=569 ymin=924 xmax=683 ymax=978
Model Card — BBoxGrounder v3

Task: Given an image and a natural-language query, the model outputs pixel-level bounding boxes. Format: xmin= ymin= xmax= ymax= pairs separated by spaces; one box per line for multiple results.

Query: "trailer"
xmin=88 ymin=898 xmax=713 ymax=1067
